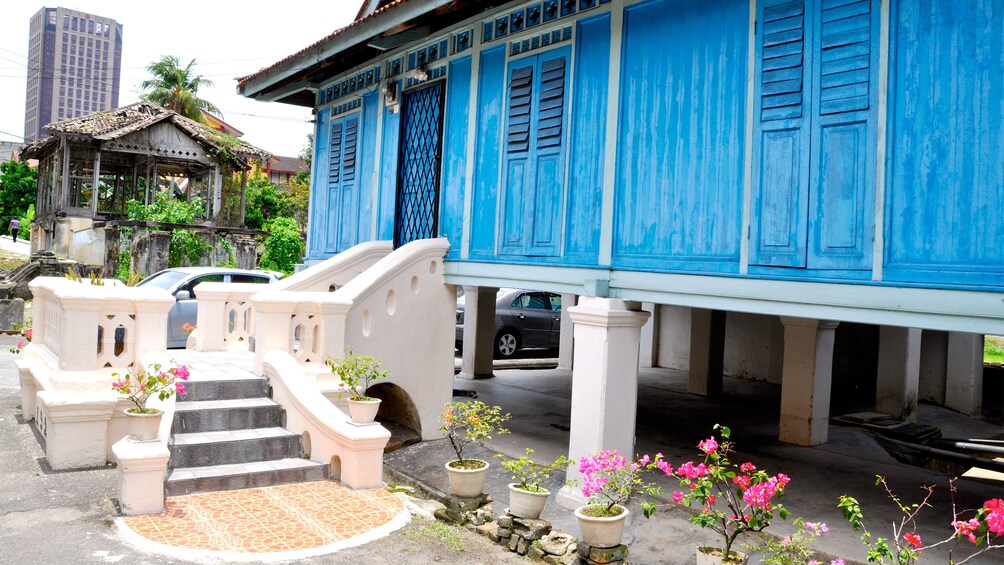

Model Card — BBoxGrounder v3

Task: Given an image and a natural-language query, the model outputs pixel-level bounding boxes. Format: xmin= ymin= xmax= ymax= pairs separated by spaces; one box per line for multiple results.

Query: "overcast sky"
xmin=0 ymin=1 xmax=361 ymax=156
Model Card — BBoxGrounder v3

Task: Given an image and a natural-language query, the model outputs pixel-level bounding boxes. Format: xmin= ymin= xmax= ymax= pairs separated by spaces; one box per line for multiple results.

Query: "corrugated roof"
xmin=236 ymin=0 xmax=409 ymax=89
xmin=21 ymin=102 xmax=271 ymax=161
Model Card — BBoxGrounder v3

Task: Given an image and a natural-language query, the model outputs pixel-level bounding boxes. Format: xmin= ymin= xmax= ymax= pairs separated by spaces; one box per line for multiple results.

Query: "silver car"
xmin=137 ymin=267 xmax=282 ymax=348
xmin=455 ymin=288 xmax=562 ymax=358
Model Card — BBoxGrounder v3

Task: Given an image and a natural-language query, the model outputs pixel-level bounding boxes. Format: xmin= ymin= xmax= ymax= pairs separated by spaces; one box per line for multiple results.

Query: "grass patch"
xmin=0 ymin=249 xmax=28 ymax=274
xmin=405 ymin=520 xmax=465 ymax=552
xmin=986 ymin=335 xmax=1004 ymax=366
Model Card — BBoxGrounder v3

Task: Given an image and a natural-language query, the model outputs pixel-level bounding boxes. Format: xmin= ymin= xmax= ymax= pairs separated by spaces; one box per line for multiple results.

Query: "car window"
xmin=548 ymin=294 xmax=561 ymax=310
xmin=137 ymin=270 xmax=187 ymax=290
xmin=183 ymin=274 xmax=224 ymax=299
xmin=514 ymin=293 xmax=549 ymax=310
xmin=230 ymin=274 xmax=271 ymax=284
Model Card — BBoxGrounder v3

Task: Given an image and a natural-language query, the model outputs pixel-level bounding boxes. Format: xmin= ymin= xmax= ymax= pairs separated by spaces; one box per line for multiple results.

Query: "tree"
xmin=244 ymin=174 xmax=291 ymax=231
xmin=0 ymin=159 xmax=37 ymax=223
xmin=139 ymin=55 xmax=220 ymax=123
xmin=299 ymin=132 xmax=314 ymax=170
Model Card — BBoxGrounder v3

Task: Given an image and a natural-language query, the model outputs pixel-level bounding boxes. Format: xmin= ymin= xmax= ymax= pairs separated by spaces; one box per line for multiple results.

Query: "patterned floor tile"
xmin=122 ymin=480 xmax=404 ymax=554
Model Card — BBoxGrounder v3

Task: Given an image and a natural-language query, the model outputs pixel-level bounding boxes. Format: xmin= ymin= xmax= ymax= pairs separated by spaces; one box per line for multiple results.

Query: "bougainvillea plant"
xmin=839 ymin=476 xmax=1004 ymax=564
xmin=576 ymin=449 xmax=664 ymax=518
xmin=654 ymin=424 xmax=791 ymax=562
xmin=439 ymin=400 xmax=510 ymax=469
xmin=111 ymin=362 xmax=190 ymax=414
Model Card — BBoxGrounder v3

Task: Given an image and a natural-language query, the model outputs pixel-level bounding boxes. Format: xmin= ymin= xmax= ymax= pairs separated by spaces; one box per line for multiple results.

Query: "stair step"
xmin=172 ymin=398 xmax=281 ymax=433
xmin=170 ymin=427 xmax=301 ymax=468
xmin=178 ymin=377 xmax=268 ymax=402
xmin=165 ymin=458 xmax=329 ymax=496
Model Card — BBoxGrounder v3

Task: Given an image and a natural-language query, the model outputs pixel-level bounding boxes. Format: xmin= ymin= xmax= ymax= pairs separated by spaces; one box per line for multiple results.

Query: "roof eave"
xmin=238 ymin=0 xmax=451 ymax=102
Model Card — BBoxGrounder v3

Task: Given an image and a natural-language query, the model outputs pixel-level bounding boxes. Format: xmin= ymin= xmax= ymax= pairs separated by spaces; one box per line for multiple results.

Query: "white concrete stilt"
xmin=945 ymin=332 xmax=984 ymax=417
xmin=779 ymin=317 xmax=839 ymax=446
xmin=458 ymin=286 xmax=497 ymax=380
xmin=875 ymin=326 xmax=922 ymax=421
xmin=557 ymin=293 xmax=576 ymax=370
xmin=919 ymin=330 xmax=948 ymax=404
xmin=688 ymin=309 xmax=726 ymax=397
xmin=639 ymin=302 xmax=659 ymax=368
xmin=556 ymin=297 xmax=650 ymax=510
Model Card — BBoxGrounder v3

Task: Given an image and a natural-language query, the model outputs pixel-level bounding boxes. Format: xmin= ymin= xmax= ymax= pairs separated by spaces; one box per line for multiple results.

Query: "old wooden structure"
xmin=21 ymin=102 xmax=271 ymax=266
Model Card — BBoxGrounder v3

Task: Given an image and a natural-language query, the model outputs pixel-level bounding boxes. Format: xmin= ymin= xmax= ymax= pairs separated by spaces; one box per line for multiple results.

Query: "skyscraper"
xmin=23 ymin=7 xmax=123 ymax=142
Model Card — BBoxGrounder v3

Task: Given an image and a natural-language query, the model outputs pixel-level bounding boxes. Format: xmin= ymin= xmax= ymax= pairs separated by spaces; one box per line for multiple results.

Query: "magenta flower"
xmin=740 ymin=461 xmax=756 ymax=473
xmin=698 ymin=436 xmax=719 ymax=455
xmin=903 ymin=531 xmax=922 ymax=547
xmin=673 ymin=491 xmax=684 ymax=504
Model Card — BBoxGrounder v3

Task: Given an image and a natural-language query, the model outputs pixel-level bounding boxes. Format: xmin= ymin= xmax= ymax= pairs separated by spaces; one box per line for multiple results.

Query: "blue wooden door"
xmin=324 ymin=114 xmax=359 ymax=254
xmin=395 ymin=81 xmax=445 ymax=247
xmin=750 ymin=0 xmax=878 ymax=270
xmin=500 ymin=48 xmax=569 ymax=257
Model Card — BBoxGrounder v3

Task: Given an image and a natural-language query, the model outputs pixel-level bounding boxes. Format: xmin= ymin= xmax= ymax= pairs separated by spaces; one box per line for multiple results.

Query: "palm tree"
xmin=139 ymin=55 xmax=220 ymax=123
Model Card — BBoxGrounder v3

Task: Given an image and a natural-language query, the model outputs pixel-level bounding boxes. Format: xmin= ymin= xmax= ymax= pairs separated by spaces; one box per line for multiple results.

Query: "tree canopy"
xmin=139 ymin=55 xmax=220 ymax=123
xmin=0 ymin=160 xmax=37 ymax=222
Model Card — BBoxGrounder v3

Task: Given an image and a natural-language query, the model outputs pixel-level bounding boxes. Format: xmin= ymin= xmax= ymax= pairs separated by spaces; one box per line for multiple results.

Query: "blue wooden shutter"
xmin=500 ymin=50 xmax=568 ymax=257
xmin=338 ymin=117 xmax=359 ymax=249
xmin=325 ymin=120 xmax=344 ymax=252
xmin=528 ymin=53 xmax=566 ymax=256
xmin=750 ymin=0 xmax=811 ymax=267
xmin=501 ymin=61 xmax=535 ymax=254
xmin=806 ymin=0 xmax=876 ymax=269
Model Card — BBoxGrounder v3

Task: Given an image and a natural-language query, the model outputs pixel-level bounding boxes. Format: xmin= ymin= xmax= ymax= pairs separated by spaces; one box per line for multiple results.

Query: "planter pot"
xmin=508 ymin=483 xmax=550 ymax=519
xmin=696 ymin=546 xmax=748 ymax=565
xmin=347 ymin=398 xmax=381 ymax=423
xmin=574 ymin=504 xmax=629 ymax=548
xmin=445 ymin=459 xmax=489 ymax=497
xmin=124 ymin=408 xmax=164 ymax=441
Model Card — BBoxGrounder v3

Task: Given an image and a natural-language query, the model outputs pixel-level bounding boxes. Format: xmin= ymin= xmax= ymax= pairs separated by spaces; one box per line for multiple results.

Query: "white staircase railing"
xmin=193 ymin=240 xmax=393 ymax=351
xmin=251 ymin=238 xmax=455 ymax=440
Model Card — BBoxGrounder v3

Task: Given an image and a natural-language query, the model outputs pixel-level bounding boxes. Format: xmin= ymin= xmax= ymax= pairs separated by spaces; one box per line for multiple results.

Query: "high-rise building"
xmin=23 ymin=7 xmax=122 ymax=142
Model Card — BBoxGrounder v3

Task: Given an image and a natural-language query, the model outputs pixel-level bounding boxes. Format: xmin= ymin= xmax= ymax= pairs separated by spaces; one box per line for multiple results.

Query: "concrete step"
xmin=177 ymin=377 xmax=268 ymax=402
xmin=165 ymin=458 xmax=328 ymax=496
xmin=172 ymin=398 xmax=281 ymax=434
xmin=170 ymin=427 xmax=301 ymax=468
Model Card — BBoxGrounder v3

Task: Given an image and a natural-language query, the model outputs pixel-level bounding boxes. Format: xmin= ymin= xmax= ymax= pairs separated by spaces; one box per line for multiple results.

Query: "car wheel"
xmin=494 ymin=330 xmax=520 ymax=359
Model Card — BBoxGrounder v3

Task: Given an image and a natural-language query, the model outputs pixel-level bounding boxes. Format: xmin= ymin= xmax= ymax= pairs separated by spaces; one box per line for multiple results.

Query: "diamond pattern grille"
xmin=395 ymin=82 xmax=445 ymax=247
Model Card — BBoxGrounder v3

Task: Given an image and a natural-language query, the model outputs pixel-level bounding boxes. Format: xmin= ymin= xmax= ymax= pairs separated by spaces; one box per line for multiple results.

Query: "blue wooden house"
xmin=240 ymin=0 xmax=1002 ymax=467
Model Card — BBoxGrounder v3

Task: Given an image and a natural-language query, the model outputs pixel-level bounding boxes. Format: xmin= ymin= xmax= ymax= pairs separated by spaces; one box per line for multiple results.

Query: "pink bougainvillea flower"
xmin=672 ymin=491 xmax=684 ymax=504
xmin=952 ymin=518 xmax=980 ymax=544
xmin=16 ymin=340 xmax=25 ymax=349
xmin=830 ymin=559 xmax=845 ymax=565
xmin=903 ymin=532 xmax=922 ymax=546
xmin=175 ymin=382 xmax=187 ymax=396
xmin=984 ymin=499 xmax=1004 ymax=536
xmin=655 ymin=459 xmax=673 ymax=477
xmin=739 ymin=462 xmax=756 ymax=473
xmin=174 ymin=364 xmax=190 ymax=380
xmin=698 ymin=436 xmax=719 ymax=455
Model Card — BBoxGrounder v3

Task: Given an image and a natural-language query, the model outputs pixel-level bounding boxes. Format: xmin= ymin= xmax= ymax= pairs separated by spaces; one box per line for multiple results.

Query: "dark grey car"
xmin=455 ymin=288 xmax=561 ymax=358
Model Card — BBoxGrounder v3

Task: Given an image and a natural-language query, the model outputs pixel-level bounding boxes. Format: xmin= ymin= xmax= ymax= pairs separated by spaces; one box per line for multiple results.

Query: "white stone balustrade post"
xmin=194 ymin=284 xmax=228 ymax=351
xmin=112 ymin=437 xmax=171 ymax=515
xmin=318 ymin=295 xmax=351 ymax=362
xmin=55 ymin=296 xmax=102 ymax=371
xmin=132 ymin=290 xmax=175 ymax=361
xmin=252 ymin=291 xmax=297 ymax=375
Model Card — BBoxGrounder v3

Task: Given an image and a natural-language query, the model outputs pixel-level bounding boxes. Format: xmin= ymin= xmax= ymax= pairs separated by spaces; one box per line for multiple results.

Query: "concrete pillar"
xmin=767 ymin=316 xmax=785 ymax=384
xmin=875 ymin=327 xmax=922 ymax=421
xmin=36 ymin=393 xmax=117 ymax=469
xmin=557 ymin=293 xmax=576 ymax=370
xmin=639 ymin=302 xmax=658 ymax=368
xmin=688 ymin=309 xmax=726 ymax=397
xmin=557 ymin=297 xmax=650 ymax=510
xmin=656 ymin=305 xmax=691 ymax=370
xmin=457 ymin=286 xmax=497 ymax=380
xmin=112 ymin=437 xmax=170 ymax=515
xmin=103 ymin=226 xmax=120 ymax=277
xmin=945 ymin=332 xmax=984 ymax=417
xmin=232 ymin=234 xmax=258 ymax=270
xmin=779 ymin=317 xmax=839 ymax=446
xmin=918 ymin=330 xmax=948 ymax=404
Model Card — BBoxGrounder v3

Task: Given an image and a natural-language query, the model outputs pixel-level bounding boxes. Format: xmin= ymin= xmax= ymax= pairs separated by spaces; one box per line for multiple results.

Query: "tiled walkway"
xmin=120 ymin=481 xmax=408 ymax=559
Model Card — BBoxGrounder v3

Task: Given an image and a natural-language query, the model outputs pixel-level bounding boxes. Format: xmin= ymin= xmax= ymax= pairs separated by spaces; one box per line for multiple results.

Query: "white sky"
xmin=0 ymin=1 xmax=361 ymax=157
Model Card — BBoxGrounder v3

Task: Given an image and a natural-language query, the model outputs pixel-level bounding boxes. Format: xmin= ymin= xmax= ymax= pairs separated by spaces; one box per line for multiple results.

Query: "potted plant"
xmin=439 ymin=400 xmax=511 ymax=497
xmin=325 ymin=351 xmax=390 ymax=423
xmin=111 ymin=361 xmax=189 ymax=440
xmin=496 ymin=448 xmax=570 ymax=519
xmin=656 ymin=424 xmax=791 ymax=565
xmin=574 ymin=449 xmax=663 ymax=548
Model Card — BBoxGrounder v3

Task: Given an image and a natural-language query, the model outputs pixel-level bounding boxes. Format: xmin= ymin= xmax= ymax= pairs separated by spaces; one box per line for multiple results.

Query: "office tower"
xmin=23 ymin=7 xmax=123 ymax=142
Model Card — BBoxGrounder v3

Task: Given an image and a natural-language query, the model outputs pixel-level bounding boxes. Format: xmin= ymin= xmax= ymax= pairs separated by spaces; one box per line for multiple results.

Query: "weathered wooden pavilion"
xmin=21 ymin=102 xmax=271 ymax=266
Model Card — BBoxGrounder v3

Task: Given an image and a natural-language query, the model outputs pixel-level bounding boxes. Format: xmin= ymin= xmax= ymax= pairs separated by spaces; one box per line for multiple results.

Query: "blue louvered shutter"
xmin=500 ymin=49 xmax=568 ymax=257
xmin=751 ymin=0 xmax=811 ymax=267
xmin=751 ymin=0 xmax=877 ymax=270
xmin=324 ymin=114 xmax=360 ymax=253
xmin=807 ymin=0 xmax=877 ymax=269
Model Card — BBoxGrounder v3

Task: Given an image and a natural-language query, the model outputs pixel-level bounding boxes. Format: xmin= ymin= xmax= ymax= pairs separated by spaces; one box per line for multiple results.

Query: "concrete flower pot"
xmin=347 ymin=398 xmax=381 ymax=423
xmin=445 ymin=459 xmax=489 ymax=497
xmin=574 ymin=504 xmax=629 ymax=548
xmin=124 ymin=408 xmax=163 ymax=441
xmin=508 ymin=483 xmax=550 ymax=519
